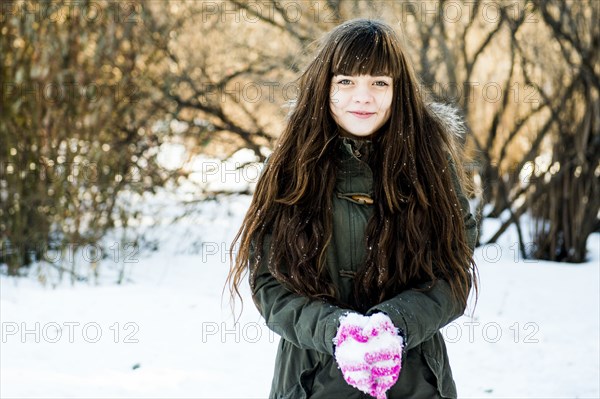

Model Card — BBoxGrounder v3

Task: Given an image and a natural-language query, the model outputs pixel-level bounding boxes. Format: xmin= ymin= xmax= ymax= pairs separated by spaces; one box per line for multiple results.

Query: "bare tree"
xmin=526 ymin=0 xmax=600 ymax=262
xmin=1 ymin=0 xmax=176 ymax=277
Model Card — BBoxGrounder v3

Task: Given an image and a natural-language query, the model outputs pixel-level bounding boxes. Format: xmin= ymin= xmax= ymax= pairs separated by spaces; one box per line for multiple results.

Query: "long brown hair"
xmin=227 ymin=18 xmax=477 ymax=314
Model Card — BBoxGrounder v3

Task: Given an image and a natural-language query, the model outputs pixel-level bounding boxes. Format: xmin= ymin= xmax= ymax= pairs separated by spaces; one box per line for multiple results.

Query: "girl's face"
xmin=329 ymin=74 xmax=393 ymax=139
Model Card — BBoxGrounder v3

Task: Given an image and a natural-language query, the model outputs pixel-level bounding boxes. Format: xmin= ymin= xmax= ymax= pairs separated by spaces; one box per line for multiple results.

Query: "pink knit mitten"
xmin=334 ymin=312 xmax=404 ymax=399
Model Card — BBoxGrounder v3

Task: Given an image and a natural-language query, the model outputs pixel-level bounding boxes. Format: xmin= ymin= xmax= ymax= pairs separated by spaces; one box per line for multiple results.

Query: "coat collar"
xmin=337 ymin=135 xmax=374 ymax=162
xmin=335 ymin=135 xmax=374 ymax=196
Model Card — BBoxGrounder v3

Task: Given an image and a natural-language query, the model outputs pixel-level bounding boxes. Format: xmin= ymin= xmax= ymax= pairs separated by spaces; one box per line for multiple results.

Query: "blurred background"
xmin=1 ymin=1 xmax=599 ymax=398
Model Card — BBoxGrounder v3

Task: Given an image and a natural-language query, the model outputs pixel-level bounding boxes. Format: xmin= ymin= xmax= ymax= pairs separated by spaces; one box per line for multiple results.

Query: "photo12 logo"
xmin=2 ymin=321 xmax=140 ymax=344
xmin=0 ymin=1 xmax=141 ymax=24
xmin=442 ymin=320 xmax=540 ymax=344
xmin=1 ymin=81 xmax=139 ymax=105
xmin=395 ymin=1 xmax=538 ymax=25
xmin=201 ymin=321 xmax=279 ymax=344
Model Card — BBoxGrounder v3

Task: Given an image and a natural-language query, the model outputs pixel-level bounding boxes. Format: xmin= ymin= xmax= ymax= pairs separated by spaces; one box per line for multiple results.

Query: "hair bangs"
xmin=330 ymin=23 xmax=401 ymax=79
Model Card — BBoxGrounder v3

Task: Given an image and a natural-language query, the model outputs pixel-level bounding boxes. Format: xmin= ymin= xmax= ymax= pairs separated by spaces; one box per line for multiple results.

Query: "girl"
xmin=227 ymin=18 xmax=478 ymax=399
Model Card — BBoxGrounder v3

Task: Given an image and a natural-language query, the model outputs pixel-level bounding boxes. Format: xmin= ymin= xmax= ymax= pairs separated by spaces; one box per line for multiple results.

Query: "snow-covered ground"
xmin=1 ymin=180 xmax=599 ymax=398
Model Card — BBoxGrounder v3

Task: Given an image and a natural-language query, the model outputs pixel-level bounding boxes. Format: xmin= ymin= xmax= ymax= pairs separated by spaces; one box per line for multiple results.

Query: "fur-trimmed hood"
xmin=427 ymin=102 xmax=467 ymax=140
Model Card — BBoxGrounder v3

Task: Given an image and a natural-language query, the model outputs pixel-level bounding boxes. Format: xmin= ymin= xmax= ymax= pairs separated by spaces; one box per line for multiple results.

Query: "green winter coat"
xmin=251 ymin=136 xmax=478 ymax=399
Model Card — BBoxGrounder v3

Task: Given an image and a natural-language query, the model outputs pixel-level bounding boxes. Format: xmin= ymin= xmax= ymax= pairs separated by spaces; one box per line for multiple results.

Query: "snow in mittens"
xmin=334 ymin=312 xmax=404 ymax=399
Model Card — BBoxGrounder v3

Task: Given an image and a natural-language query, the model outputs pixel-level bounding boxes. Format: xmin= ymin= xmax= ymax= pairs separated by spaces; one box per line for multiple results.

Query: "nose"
xmin=352 ymin=84 xmax=373 ymax=103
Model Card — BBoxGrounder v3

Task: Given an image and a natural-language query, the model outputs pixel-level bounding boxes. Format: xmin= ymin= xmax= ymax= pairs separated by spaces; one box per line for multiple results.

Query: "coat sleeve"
xmin=250 ymin=233 xmax=348 ymax=356
xmin=366 ymin=158 xmax=478 ymax=351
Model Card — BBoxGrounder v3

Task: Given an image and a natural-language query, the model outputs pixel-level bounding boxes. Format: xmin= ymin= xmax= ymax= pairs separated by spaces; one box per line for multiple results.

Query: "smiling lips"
xmin=349 ymin=111 xmax=376 ymax=119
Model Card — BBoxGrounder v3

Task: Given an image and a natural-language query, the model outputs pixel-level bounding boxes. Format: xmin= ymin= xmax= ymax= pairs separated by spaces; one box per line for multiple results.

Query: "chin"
xmin=352 ymin=127 xmax=379 ymax=135
xmin=345 ymin=127 xmax=375 ymax=135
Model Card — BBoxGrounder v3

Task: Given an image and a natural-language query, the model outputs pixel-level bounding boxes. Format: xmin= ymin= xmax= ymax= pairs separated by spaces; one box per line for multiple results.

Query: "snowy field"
xmin=1 ymin=177 xmax=599 ymax=398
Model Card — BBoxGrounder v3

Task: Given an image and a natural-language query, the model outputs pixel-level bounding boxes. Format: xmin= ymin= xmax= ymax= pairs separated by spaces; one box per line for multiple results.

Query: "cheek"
xmin=380 ymin=92 xmax=393 ymax=121
xmin=329 ymin=97 xmax=339 ymax=121
xmin=330 ymin=91 xmax=342 ymax=112
xmin=383 ymin=89 xmax=393 ymax=107
xmin=381 ymin=91 xmax=393 ymax=115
